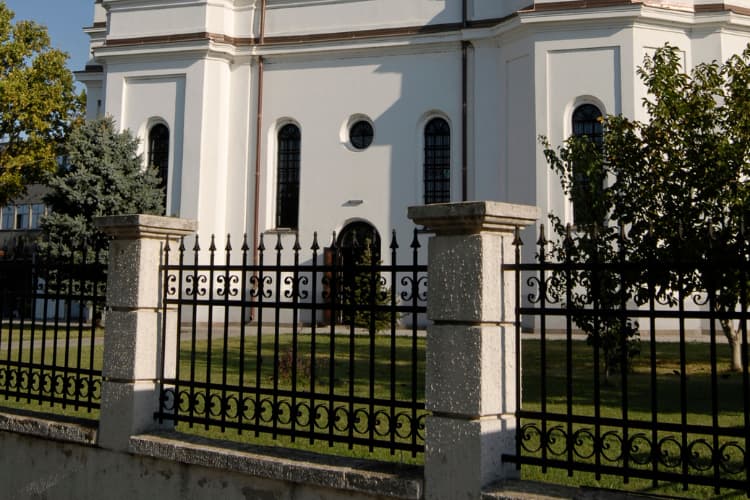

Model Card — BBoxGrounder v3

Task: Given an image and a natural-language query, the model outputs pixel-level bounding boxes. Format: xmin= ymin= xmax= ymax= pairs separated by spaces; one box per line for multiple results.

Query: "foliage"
xmin=0 ymin=1 xmax=83 ymax=205
xmin=39 ymin=118 xmax=165 ymax=259
xmin=342 ymin=238 xmax=395 ymax=332
xmin=543 ymin=44 xmax=750 ymax=371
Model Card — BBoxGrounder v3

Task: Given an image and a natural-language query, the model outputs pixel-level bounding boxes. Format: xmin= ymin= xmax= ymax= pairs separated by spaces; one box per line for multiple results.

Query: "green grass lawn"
xmin=520 ymin=338 xmax=749 ymax=499
xmin=165 ymin=331 xmax=426 ymax=464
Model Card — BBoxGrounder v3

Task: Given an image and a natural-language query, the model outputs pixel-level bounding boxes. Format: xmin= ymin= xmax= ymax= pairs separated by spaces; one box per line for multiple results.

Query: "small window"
xmin=148 ymin=123 xmax=170 ymax=193
xmin=276 ymin=123 xmax=301 ymax=229
xmin=30 ymin=204 xmax=45 ymax=229
xmin=349 ymin=120 xmax=374 ymax=150
xmin=1 ymin=206 xmax=13 ymax=230
xmin=424 ymin=117 xmax=451 ymax=204
xmin=15 ymin=205 xmax=29 ymax=230
xmin=571 ymin=103 xmax=604 ymax=226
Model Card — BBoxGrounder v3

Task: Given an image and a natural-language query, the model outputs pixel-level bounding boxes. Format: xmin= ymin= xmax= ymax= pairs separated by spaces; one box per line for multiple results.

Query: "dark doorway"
xmin=323 ymin=221 xmax=381 ymax=325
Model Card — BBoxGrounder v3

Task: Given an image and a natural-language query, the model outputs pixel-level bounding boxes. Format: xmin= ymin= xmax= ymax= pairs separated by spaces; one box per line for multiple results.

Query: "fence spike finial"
xmin=537 ymin=224 xmax=547 ymax=246
xmin=179 ymin=236 xmax=186 ymax=252
xmin=193 ymin=234 xmax=201 ymax=252
xmin=311 ymin=231 xmax=320 ymax=252
xmin=390 ymin=229 xmax=399 ymax=250
xmin=411 ymin=228 xmax=421 ymax=249
xmin=275 ymin=233 xmax=283 ymax=251
xmin=225 ymin=234 xmax=232 ymax=252
xmin=258 ymin=233 xmax=266 ymax=252
xmin=512 ymin=226 xmax=523 ymax=247
xmin=209 ymin=234 xmax=217 ymax=252
xmin=241 ymin=233 xmax=249 ymax=252
xmin=330 ymin=231 xmax=338 ymax=250
xmin=293 ymin=232 xmax=301 ymax=251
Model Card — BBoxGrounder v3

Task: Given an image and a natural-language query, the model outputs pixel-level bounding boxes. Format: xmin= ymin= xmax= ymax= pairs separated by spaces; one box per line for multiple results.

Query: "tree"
xmin=342 ymin=238 xmax=395 ymax=332
xmin=543 ymin=44 xmax=750 ymax=372
xmin=39 ymin=118 xmax=165 ymax=259
xmin=0 ymin=1 xmax=82 ymax=205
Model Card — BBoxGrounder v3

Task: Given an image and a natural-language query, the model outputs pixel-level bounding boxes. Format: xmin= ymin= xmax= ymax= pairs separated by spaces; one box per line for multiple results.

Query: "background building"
xmin=75 ymin=0 xmax=750 ymax=257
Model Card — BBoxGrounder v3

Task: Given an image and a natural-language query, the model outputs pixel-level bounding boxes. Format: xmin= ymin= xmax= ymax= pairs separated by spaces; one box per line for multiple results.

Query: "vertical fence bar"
xmin=564 ymin=226 xmax=574 ymax=477
xmin=677 ymin=235 xmax=688 ymax=491
xmin=291 ymin=234 xmax=301 ymax=442
xmin=238 ymin=235 xmax=249 ymax=435
xmin=157 ymin=238 xmax=171 ymax=424
xmin=410 ymin=229 xmax=420 ymax=456
xmin=188 ymin=235 xmax=200 ymax=427
xmin=204 ymin=236 xmax=216 ymax=430
xmin=537 ymin=225 xmax=549 ymax=473
xmin=591 ymin=226 xmax=602 ymax=481
xmin=389 ymin=231 xmax=398 ymax=454
xmin=272 ymin=234 xmax=282 ymax=440
xmin=618 ymin=227 xmax=630 ymax=483
xmin=254 ymin=235 xmax=266 ymax=438
xmin=220 ymin=236 xmax=232 ymax=433
xmin=309 ymin=233 xmax=319 ymax=445
xmin=327 ymin=232 xmax=338 ymax=448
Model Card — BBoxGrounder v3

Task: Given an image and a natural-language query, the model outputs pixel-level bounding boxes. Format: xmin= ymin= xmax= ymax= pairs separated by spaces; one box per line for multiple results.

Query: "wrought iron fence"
xmin=156 ymin=229 xmax=428 ymax=456
xmin=0 ymin=246 xmax=105 ymax=413
xmin=503 ymin=226 xmax=750 ymax=495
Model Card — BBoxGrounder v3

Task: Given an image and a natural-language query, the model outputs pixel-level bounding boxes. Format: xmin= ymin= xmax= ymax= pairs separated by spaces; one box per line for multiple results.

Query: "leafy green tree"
xmin=39 ymin=118 xmax=165 ymax=259
xmin=342 ymin=238 xmax=395 ymax=332
xmin=543 ymin=44 xmax=750 ymax=372
xmin=0 ymin=1 xmax=82 ymax=205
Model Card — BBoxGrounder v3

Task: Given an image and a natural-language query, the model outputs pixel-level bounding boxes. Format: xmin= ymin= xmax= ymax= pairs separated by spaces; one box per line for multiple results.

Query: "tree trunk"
xmin=720 ymin=319 xmax=743 ymax=372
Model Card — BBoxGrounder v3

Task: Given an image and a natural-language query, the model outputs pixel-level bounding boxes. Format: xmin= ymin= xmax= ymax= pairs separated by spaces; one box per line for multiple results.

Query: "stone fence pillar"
xmin=94 ymin=214 xmax=196 ymax=451
xmin=408 ymin=201 xmax=538 ymax=500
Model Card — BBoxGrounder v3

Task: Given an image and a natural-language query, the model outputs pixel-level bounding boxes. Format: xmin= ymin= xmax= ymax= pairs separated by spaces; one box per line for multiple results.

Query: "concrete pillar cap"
xmin=94 ymin=214 xmax=197 ymax=240
xmin=408 ymin=201 xmax=539 ymax=235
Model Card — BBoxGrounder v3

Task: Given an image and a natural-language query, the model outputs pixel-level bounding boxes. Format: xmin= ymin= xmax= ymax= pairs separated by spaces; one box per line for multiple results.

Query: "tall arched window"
xmin=423 ymin=117 xmax=451 ymax=204
xmin=148 ymin=123 xmax=170 ymax=193
xmin=571 ymin=104 xmax=604 ymax=226
xmin=276 ymin=124 xmax=301 ymax=229
xmin=572 ymin=104 xmax=603 ymax=145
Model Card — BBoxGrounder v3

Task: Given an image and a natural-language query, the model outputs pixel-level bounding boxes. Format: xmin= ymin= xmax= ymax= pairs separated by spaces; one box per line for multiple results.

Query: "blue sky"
xmin=6 ymin=0 xmax=93 ymax=74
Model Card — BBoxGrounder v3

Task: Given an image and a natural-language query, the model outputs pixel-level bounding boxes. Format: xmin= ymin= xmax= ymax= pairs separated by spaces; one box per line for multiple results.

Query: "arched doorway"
xmin=324 ymin=221 xmax=381 ymax=325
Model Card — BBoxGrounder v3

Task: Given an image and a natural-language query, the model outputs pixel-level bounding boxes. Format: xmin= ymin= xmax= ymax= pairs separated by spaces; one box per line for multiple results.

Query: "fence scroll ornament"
xmin=504 ymin=224 xmax=750 ymax=494
xmin=0 ymin=247 xmax=106 ymax=412
xmin=157 ymin=229 xmax=428 ymax=455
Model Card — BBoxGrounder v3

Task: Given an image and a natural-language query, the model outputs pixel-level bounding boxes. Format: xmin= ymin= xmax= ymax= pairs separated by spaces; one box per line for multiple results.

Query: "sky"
xmin=6 ymin=0 xmax=93 ymax=75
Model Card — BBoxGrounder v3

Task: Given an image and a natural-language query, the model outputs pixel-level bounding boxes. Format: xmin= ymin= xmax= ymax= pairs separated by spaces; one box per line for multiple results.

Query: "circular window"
xmin=349 ymin=120 xmax=374 ymax=150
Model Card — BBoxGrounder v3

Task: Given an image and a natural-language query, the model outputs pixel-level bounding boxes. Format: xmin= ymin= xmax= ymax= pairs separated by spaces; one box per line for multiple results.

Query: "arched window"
xmin=276 ymin=124 xmax=301 ymax=229
xmin=572 ymin=103 xmax=603 ymax=145
xmin=571 ymin=104 xmax=604 ymax=226
xmin=148 ymin=123 xmax=170 ymax=193
xmin=423 ymin=117 xmax=451 ymax=204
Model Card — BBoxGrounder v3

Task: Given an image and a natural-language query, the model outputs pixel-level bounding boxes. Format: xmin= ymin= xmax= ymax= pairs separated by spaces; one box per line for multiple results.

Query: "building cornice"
xmin=93 ymin=1 xmax=750 ymax=62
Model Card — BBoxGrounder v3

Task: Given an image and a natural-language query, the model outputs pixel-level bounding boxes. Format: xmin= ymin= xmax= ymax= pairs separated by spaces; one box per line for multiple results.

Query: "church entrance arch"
xmin=323 ymin=221 xmax=381 ymax=325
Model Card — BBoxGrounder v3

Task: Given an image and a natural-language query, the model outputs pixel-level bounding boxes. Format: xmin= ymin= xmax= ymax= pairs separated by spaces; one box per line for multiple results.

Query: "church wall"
xmin=264 ymin=0 xmax=462 ymax=37
xmin=259 ymin=48 xmax=462 ymax=251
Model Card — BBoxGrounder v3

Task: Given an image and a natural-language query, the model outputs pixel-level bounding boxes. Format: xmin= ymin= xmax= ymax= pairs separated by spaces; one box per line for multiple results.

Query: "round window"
xmin=349 ymin=120 xmax=374 ymax=150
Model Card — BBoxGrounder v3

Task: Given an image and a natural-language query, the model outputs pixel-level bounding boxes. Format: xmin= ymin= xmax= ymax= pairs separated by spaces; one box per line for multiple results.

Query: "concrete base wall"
xmin=0 ymin=413 xmax=422 ymax=500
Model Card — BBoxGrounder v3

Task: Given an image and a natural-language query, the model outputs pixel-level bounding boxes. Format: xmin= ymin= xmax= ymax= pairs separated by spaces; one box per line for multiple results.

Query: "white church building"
xmin=76 ymin=0 xmax=750 ymax=252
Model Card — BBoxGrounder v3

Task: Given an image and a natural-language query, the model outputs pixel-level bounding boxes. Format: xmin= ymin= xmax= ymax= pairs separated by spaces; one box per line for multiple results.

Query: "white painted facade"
xmin=76 ymin=0 xmax=750 ymax=253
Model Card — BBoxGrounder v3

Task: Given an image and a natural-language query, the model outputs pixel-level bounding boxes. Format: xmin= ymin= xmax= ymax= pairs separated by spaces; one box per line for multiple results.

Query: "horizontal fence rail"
xmin=156 ymin=229 xmax=428 ymax=457
xmin=0 ymin=247 xmax=105 ymax=414
xmin=503 ymin=226 xmax=750 ymax=496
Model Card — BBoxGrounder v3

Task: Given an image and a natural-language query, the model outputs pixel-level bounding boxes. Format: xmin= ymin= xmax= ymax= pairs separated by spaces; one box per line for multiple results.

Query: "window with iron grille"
xmin=1 ymin=206 xmax=13 ymax=230
xmin=276 ymin=123 xmax=301 ymax=229
xmin=571 ymin=103 xmax=604 ymax=226
xmin=148 ymin=123 xmax=170 ymax=194
xmin=423 ymin=117 xmax=451 ymax=204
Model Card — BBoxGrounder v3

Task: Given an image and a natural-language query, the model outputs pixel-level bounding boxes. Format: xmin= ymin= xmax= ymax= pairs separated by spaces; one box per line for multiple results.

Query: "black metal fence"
xmin=155 ymin=230 xmax=428 ymax=456
xmin=503 ymin=226 xmax=750 ymax=495
xmin=0 ymin=247 xmax=105 ymax=414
